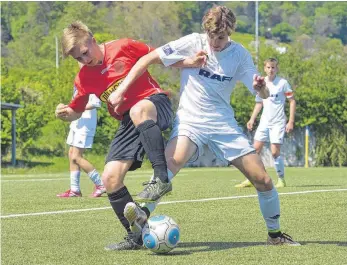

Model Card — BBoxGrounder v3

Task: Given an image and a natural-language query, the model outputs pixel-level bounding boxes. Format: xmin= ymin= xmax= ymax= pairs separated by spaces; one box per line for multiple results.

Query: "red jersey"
xmin=69 ymin=39 xmax=165 ymax=120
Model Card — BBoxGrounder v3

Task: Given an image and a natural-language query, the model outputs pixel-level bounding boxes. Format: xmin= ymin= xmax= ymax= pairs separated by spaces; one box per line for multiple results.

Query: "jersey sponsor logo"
xmin=99 ymin=79 xmax=124 ymax=102
xmin=198 ymin=69 xmax=233 ymax=82
xmin=162 ymin=44 xmax=174 ymax=56
xmin=270 ymin=93 xmax=279 ymax=98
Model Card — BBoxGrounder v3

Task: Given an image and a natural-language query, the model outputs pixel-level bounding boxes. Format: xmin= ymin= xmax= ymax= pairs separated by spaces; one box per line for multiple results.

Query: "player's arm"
xmin=56 ymin=85 xmax=89 ymax=121
xmin=247 ymin=102 xmax=263 ymax=131
xmin=55 ymin=104 xmax=82 ymax=122
xmin=286 ymin=96 xmax=296 ymax=133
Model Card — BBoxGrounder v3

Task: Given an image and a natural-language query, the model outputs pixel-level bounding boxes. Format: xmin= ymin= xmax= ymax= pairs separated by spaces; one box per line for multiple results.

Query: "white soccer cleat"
xmin=124 ymin=202 xmax=148 ymax=236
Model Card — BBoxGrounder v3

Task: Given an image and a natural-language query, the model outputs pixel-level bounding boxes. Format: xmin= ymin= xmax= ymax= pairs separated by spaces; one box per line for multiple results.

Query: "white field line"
xmin=0 ymin=167 xmax=237 ymax=179
xmin=1 ymin=174 xmax=188 ymax=181
xmin=1 ymin=188 xmax=347 ymax=219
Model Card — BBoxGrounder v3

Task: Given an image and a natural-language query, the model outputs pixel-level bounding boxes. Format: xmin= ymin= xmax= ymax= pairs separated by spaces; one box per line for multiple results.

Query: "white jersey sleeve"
xmin=156 ymin=33 xmax=200 ymax=67
xmin=234 ymin=50 xmax=258 ymax=95
xmin=283 ymin=81 xmax=294 ymax=98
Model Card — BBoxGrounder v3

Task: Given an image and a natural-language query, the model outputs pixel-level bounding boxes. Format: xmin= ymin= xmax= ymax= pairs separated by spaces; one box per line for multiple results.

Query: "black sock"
xmin=141 ymin=207 xmax=151 ymax=218
xmin=268 ymin=231 xmax=282 ymax=238
xmin=107 ymin=186 xmax=133 ymax=233
xmin=137 ymin=120 xmax=168 ymax=183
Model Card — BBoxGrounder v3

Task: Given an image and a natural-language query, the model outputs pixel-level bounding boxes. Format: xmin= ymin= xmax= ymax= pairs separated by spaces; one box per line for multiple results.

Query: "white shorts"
xmin=169 ymin=121 xmax=255 ymax=164
xmin=66 ymin=130 xmax=94 ymax=149
xmin=254 ymin=123 xmax=285 ymax=144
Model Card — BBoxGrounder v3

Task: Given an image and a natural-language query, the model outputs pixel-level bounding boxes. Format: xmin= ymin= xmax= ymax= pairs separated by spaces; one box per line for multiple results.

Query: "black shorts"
xmin=105 ymin=93 xmax=172 ymax=171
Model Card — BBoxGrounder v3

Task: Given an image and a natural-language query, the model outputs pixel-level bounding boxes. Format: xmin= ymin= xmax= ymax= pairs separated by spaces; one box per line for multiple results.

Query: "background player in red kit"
xmin=55 ymin=21 xmax=206 ymax=250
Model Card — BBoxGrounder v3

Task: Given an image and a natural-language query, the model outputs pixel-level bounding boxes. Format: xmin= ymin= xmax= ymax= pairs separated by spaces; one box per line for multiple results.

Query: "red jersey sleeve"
xmin=68 ymin=83 xmax=89 ymax=112
xmin=125 ymin=39 xmax=155 ymax=61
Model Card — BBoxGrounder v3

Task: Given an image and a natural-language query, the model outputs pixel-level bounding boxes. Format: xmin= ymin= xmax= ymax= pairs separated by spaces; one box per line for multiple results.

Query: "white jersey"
xmin=256 ymin=76 xmax=293 ymax=126
xmin=70 ymin=88 xmax=101 ymax=136
xmin=156 ymin=33 xmax=258 ymax=127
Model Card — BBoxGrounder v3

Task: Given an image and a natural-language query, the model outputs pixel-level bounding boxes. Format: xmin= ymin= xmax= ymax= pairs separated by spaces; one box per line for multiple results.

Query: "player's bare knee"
xmin=102 ymin=172 xmax=123 ymax=191
xmin=130 ymin=105 xmax=146 ymax=125
xmin=253 ymin=174 xmax=273 ymax=191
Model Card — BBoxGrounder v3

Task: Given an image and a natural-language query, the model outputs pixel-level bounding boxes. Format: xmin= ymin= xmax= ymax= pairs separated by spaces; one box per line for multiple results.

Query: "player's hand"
xmin=184 ymin=50 xmax=208 ymax=68
xmin=108 ymin=89 xmax=125 ymax=113
xmin=192 ymin=50 xmax=208 ymax=68
xmin=247 ymin=119 xmax=255 ymax=131
xmin=253 ymin=74 xmax=266 ymax=92
xmin=286 ymin=121 xmax=294 ymax=133
xmin=55 ymin=103 xmax=69 ymax=119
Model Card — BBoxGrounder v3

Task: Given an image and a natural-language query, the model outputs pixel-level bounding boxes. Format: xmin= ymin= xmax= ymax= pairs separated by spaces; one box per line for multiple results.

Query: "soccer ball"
xmin=142 ymin=215 xmax=180 ymax=254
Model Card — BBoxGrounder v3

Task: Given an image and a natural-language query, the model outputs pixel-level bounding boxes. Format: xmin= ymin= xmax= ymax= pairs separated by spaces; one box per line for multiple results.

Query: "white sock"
xmin=70 ymin=171 xmax=81 ymax=192
xmin=142 ymin=169 xmax=175 ymax=213
xmin=87 ymin=169 xmax=103 ymax=186
xmin=274 ymin=156 xmax=284 ymax=179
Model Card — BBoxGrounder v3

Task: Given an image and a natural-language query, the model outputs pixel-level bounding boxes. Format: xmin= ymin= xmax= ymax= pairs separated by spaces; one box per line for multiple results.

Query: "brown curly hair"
xmin=202 ymin=5 xmax=236 ymax=36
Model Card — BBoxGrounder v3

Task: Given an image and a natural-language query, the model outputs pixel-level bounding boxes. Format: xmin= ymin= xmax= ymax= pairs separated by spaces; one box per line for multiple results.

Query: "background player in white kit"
xmin=57 ymin=90 xmax=106 ymax=198
xmin=235 ymin=58 xmax=296 ymax=189
xmin=112 ymin=5 xmax=300 ymax=246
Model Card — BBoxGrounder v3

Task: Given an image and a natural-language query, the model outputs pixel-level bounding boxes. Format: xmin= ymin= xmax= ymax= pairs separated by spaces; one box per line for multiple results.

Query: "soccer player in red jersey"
xmin=55 ymin=21 xmax=205 ymax=250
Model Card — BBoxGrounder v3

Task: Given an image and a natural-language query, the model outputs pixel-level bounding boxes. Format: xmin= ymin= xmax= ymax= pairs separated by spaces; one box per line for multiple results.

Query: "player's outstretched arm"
xmin=108 ymin=51 xmax=162 ymax=111
xmin=55 ymin=103 xmax=82 ymax=122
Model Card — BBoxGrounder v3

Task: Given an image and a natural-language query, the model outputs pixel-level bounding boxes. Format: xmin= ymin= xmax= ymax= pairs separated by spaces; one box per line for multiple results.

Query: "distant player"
xmin=57 ymin=90 xmax=106 ymax=198
xmin=235 ymin=58 xmax=296 ymax=188
xmin=114 ymin=5 xmax=300 ymax=247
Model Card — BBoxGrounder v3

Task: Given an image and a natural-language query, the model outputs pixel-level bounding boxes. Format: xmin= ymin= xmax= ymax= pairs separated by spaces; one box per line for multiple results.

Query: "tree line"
xmin=1 ymin=2 xmax=346 ymax=166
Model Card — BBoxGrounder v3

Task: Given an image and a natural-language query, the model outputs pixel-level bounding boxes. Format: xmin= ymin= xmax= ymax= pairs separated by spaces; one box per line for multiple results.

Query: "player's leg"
xmin=104 ymin=113 xmax=152 ymax=250
xmin=69 ymin=135 xmax=105 ymax=197
xmin=271 ymin=143 xmax=286 ymax=188
xmin=235 ymin=130 xmax=266 ymax=188
xmin=131 ymin=94 xmax=173 ymax=201
xmin=270 ymin=125 xmax=286 ymax=188
xmin=210 ymin=127 xmax=299 ymax=245
xmin=103 ymin=160 xmax=145 ymax=250
xmin=57 ymin=131 xmax=82 ymax=197
xmin=134 ymin=135 xmax=198 ymax=216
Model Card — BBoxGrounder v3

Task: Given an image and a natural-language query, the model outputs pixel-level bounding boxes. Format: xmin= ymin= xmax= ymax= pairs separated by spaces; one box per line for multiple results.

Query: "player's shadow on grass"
xmin=163 ymin=240 xmax=347 ymax=255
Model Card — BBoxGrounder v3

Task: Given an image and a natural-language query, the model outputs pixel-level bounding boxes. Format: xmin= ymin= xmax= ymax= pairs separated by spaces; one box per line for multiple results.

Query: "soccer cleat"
xmin=56 ymin=189 xmax=82 ymax=198
xmin=90 ymin=185 xmax=107 ymax=197
xmin=104 ymin=232 xmax=143 ymax=251
xmin=267 ymin=232 xmax=301 ymax=246
xmin=275 ymin=178 xmax=286 ymax=188
xmin=234 ymin=179 xmax=253 ymax=188
xmin=124 ymin=202 xmax=148 ymax=237
xmin=136 ymin=179 xmax=172 ymax=202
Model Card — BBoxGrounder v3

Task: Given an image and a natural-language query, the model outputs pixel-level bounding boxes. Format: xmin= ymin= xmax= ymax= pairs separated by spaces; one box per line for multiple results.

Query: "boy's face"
xmin=207 ymin=32 xmax=230 ymax=52
xmin=69 ymin=37 xmax=102 ymax=66
xmin=264 ymin=62 xmax=278 ymax=78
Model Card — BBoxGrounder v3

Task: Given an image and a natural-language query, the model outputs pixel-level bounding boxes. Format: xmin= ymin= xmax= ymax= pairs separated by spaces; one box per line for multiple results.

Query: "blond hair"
xmin=264 ymin=58 xmax=279 ymax=66
xmin=61 ymin=21 xmax=93 ymax=58
xmin=202 ymin=5 xmax=236 ymax=36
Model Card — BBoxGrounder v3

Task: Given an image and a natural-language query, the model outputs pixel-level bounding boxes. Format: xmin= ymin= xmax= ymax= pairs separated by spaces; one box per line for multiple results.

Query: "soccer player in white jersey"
xmin=235 ymin=58 xmax=296 ymax=189
xmin=110 ymin=5 xmax=300 ymax=246
xmin=57 ymin=90 xmax=106 ymax=198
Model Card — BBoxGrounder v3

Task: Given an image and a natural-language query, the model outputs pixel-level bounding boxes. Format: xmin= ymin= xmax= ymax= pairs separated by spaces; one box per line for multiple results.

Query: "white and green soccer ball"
xmin=142 ymin=215 xmax=180 ymax=254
